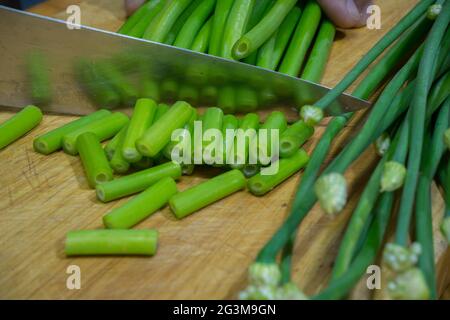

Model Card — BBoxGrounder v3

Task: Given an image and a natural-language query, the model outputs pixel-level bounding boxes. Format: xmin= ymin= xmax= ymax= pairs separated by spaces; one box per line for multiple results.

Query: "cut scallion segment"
xmin=96 ymin=161 xmax=182 ymax=202
xmin=248 ymin=149 xmax=309 ymax=196
xmin=233 ymin=0 xmax=298 ymax=60
xmin=279 ymin=120 xmax=314 ymax=158
xmin=104 ymin=124 xmax=128 ymax=161
xmin=104 ymin=177 xmax=178 ymax=229
xmin=76 ymin=132 xmax=113 ymax=188
xmin=62 ymin=112 xmax=129 ymax=156
xmin=278 ymin=0 xmax=321 ymax=76
xmin=110 ymin=126 xmax=130 ymax=174
xmin=34 ymin=109 xmax=111 ymax=155
xmin=123 ymin=98 xmax=158 ymax=163
xmin=170 ymin=169 xmax=246 ymax=219
xmin=65 ymin=229 xmax=158 ymax=256
xmin=0 ymin=105 xmax=42 ymax=150
xmin=137 ymin=101 xmax=193 ymax=157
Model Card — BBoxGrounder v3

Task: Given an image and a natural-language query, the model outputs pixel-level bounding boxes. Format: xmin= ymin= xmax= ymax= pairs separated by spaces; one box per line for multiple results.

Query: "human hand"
xmin=316 ymin=0 xmax=373 ymax=28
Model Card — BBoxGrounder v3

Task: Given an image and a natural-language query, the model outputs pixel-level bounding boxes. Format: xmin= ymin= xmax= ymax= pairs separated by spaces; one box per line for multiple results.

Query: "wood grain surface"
xmin=0 ymin=0 xmax=448 ymax=299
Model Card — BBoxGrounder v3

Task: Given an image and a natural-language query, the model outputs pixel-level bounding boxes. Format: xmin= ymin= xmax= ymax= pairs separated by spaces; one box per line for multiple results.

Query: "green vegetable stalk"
xmin=0 ymin=105 xmax=42 ymax=150
xmin=170 ymin=169 xmax=247 ymax=219
xmin=62 ymin=112 xmax=129 ymax=156
xmin=233 ymin=0 xmax=298 ymax=60
xmin=65 ymin=229 xmax=158 ymax=256
xmin=34 ymin=109 xmax=111 ymax=155
xmin=76 ymin=132 xmax=113 ymax=188
xmin=96 ymin=162 xmax=182 ymax=202
xmin=278 ymin=0 xmax=322 ymax=77
xmin=123 ymin=98 xmax=158 ymax=163
xmin=137 ymin=101 xmax=193 ymax=157
xmin=104 ymin=177 xmax=178 ymax=229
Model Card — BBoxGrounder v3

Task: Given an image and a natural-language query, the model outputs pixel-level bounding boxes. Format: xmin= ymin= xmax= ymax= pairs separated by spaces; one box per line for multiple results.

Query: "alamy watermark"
xmin=367 ymin=5 xmax=382 ymax=30
xmin=170 ymin=122 xmax=280 ymax=175
xmin=66 ymin=5 xmax=81 ymax=30
xmin=66 ymin=265 xmax=81 ymax=290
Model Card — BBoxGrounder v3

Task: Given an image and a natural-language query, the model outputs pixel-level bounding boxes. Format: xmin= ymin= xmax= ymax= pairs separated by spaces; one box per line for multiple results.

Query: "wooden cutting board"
xmin=0 ymin=0 xmax=448 ymax=299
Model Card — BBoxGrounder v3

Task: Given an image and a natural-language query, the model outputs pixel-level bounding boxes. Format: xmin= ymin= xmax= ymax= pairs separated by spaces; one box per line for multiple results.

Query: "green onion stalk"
xmin=385 ymin=4 xmax=450 ymax=301
xmin=239 ymin=0 xmax=436 ymax=299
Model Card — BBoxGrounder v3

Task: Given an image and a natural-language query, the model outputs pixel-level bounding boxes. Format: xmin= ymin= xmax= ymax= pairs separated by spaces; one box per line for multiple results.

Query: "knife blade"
xmin=0 ymin=5 xmax=370 ymax=116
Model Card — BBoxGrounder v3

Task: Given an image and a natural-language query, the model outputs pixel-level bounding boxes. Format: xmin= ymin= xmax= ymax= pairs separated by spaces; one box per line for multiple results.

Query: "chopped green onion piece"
xmin=104 ymin=177 xmax=178 ymax=229
xmin=65 ymin=229 xmax=158 ymax=256
xmin=0 ymin=105 xmax=43 ymax=150
xmin=76 ymin=132 xmax=113 ymax=188
xmin=137 ymin=101 xmax=193 ymax=157
xmin=104 ymin=124 xmax=128 ymax=161
xmin=170 ymin=169 xmax=246 ymax=219
xmin=248 ymin=149 xmax=309 ymax=196
xmin=34 ymin=109 xmax=112 ymax=155
xmin=62 ymin=112 xmax=129 ymax=155
xmin=96 ymin=162 xmax=182 ymax=202
xmin=123 ymin=98 xmax=158 ymax=163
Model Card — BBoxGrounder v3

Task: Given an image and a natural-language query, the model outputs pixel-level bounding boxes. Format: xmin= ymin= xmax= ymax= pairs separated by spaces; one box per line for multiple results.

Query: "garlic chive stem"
xmin=127 ymin=0 xmax=165 ymax=38
xmin=232 ymin=0 xmax=298 ymax=60
xmin=164 ymin=0 xmax=202 ymax=45
xmin=314 ymin=0 xmax=436 ymax=110
xmin=137 ymin=101 xmax=193 ymax=157
xmin=271 ymin=7 xmax=302 ymax=70
xmin=173 ymin=0 xmax=216 ymax=49
xmin=202 ymin=107 xmax=224 ymax=137
xmin=279 ymin=120 xmax=314 ymax=158
xmin=202 ymin=107 xmax=224 ymax=164
xmin=33 ymin=109 xmax=110 ymax=155
xmin=170 ymin=169 xmax=246 ymax=219
xmin=117 ymin=0 xmax=163 ymax=35
xmin=221 ymin=0 xmax=255 ymax=59
xmin=76 ymin=132 xmax=113 ymax=188
xmin=415 ymin=99 xmax=449 ymax=299
xmin=62 ymin=112 xmax=129 ymax=156
xmin=143 ymin=0 xmax=194 ymax=43
xmin=110 ymin=126 xmax=130 ymax=174
xmin=163 ymin=108 xmax=197 ymax=161
xmin=301 ymin=19 xmax=336 ymax=82
xmin=65 ymin=229 xmax=158 ymax=256
xmin=103 ymin=177 xmax=178 ymax=229
xmin=278 ymin=0 xmax=322 ymax=77
xmin=257 ymin=2 xmax=428 ymax=263
xmin=155 ymin=103 xmax=170 ymax=121
xmin=123 ymin=98 xmax=158 ymax=163
xmin=257 ymin=111 xmax=288 ymax=160
xmin=331 ymin=122 xmax=406 ymax=279
xmin=208 ymin=0 xmax=234 ymax=56
xmin=104 ymin=124 xmax=128 ymax=161
xmin=395 ymin=0 xmax=450 ymax=246
xmin=191 ymin=17 xmax=213 ymax=53
xmin=248 ymin=149 xmax=309 ymax=196
xmin=314 ymin=192 xmax=395 ymax=299
xmin=96 ymin=162 xmax=182 ymax=203
xmin=230 ymin=112 xmax=260 ymax=169
xmin=222 ymin=114 xmax=239 ymax=161
xmin=0 ymin=105 xmax=43 ymax=150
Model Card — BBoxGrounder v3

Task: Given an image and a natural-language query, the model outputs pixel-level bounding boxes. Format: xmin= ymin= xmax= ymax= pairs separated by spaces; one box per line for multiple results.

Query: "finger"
xmin=316 ymin=0 xmax=372 ymax=29
xmin=125 ymin=0 xmax=146 ymax=16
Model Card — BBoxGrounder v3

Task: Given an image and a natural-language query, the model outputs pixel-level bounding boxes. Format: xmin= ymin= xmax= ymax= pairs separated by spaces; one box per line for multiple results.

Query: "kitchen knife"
xmin=0 ymin=5 xmax=370 ymax=116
